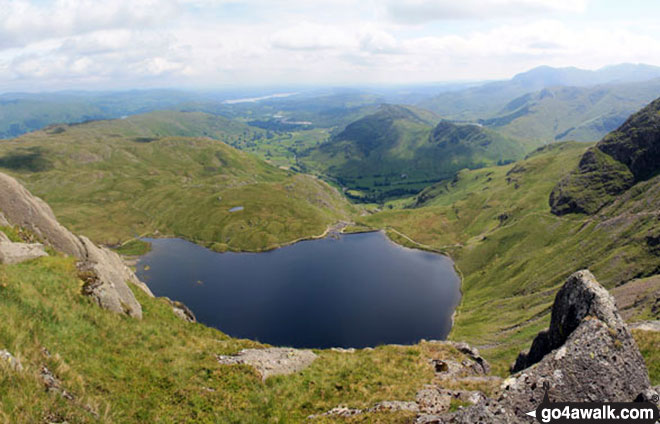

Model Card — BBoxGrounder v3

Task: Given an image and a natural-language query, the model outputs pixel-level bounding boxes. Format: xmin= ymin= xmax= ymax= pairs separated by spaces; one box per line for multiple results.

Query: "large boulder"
xmin=77 ymin=236 xmax=148 ymax=319
xmin=0 ymin=172 xmax=151 ymax=318
xmin=425 ymin=270 xmax=653 ymax=423
xmin=512 ymin=269 xmax=625 ymax=372
xmin=501 ymin=318 xmax=650 ymax=420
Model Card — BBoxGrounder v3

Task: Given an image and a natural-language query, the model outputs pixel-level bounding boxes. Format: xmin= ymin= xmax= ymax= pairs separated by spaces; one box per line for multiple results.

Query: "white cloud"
xmin=386 ymin=0 xmax=588 ymax=24
xmin=0 ymin=0 xmax=180 ymax=49
xmin=1 ymin=0 xmax=660 ymax=90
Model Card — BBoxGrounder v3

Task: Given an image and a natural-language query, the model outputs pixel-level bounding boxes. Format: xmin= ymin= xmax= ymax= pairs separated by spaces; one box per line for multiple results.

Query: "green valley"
xmin=300 ymin=105 xmax=526 ymax=202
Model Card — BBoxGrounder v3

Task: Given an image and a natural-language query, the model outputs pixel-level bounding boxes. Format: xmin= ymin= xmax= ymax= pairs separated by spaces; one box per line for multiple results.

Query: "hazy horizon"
xmin=2 ymin=0 xmax=660 ymax=91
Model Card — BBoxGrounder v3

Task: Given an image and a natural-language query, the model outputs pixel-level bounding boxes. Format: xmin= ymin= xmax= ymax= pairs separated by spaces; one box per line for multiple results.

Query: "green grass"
xmin=112 ymin=240 xmax=152 ymax=257
xmin=361 ymin=141 xmax=660 ymax=374
xmin=0 ymin=255 xmax=484 ymax=423
xmin=0 ymin=116 xmax=355 ymax=251
xmin=632 ymin=330 xmax=660 ymax=386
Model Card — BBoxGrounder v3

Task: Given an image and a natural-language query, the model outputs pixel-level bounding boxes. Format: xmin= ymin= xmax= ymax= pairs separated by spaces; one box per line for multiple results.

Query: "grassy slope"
xmin=361 ymin=142 xmax=660 ymax=373
xmin=0 ymin=253 xmax=489 ymax=423
xmin=0 ymin=118 xmax=354 ymax=251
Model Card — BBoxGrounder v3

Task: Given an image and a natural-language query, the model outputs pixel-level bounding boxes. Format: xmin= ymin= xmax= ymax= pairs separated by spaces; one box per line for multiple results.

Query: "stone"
xmin=448 ymin=342 xmax=490 ymax=374
xmin=216 ymin=348 xmax=317 ymax=380
xmin=416 ymin=385 xmax=452 ymax=415
xmin=167 ymin=298 xmax=196 ymax=322
xmin=0 ymin=349 xmax=23 ymax=371
xmin=41 ymin=366 xmax=74 ymax=400
xmin=308 ymin=405 xmax=362 ymax=419
xmin=368 ymin=400 xmax=419 ymax=413
xmin=416 ymin=400 xmax=520 ymax=424
xmin=0 ymin=241 xmax=47 ymax=264
xmin=512 ymin=269 xmax=625 ymax=372
xmin=630 ymin=320 xmax=660 ymax=332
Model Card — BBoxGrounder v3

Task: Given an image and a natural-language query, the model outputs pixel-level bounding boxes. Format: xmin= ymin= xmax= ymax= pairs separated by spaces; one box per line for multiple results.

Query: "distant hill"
xmin=418 ymin=63 xmax=660 ymax=123
xmin=0 ymin=90 xmax=207 ymax=138
xmin=482 ymin=78 xmax=660 ymax=142
xmin=301 ymin=104 xmax=525 ymax=202
xmin=550 ymin=96 xmax=660 ymax=215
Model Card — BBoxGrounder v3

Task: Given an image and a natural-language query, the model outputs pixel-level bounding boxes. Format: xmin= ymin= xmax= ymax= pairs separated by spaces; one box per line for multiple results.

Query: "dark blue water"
xmin=136 ymin=231 xmax=461 ymax=349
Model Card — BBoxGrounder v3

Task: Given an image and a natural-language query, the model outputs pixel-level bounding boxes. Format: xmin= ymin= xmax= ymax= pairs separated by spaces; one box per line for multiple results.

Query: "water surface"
xmin=136 ymin=231 xmax=461 ymax=349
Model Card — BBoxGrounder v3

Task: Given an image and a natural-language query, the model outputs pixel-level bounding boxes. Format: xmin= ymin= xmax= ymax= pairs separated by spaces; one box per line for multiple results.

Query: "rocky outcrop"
xmin=0 ymin=241 xmax=48 ymax=264
xmin=501 ymin=317 xmax=651 ymax=420
xmin=512 ymin=270 xmax=625 ymax=371
xmin=164 ymin=298 xmax=196 ymax=322
xmin=418 ymin=270 xmax=655 ymax=423
xmin=0 ymin=172 xmax=151 ymax=318
xmin=216 ymin=348 xmax=317 ymax=381
xmin=550 ymin=97 xmax=660 ymax=215
xmin=76 ymin=236 xmax=149 ymax=319
xmin=0 ymin=173 xmax=86 ymax=257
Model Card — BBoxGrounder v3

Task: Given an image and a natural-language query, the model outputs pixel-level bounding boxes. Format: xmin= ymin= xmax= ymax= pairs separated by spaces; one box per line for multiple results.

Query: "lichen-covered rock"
xmin=368 ymin=401 xmax=419 ymax=413
xmin=216 ymin=348 xmax=317 ymax=381
xmin=501 ymin=318 xmax=651 ymax=420
xmin=416 ymin=399 xmax=520 ymax=424
xmin=0 ymin=241 xmax=48 ymax=264
xmin=0 ymin=349 xmax=23 ymax=371
xmin=308 ymin=405 xmax=363 ymax=419
xmin=512 ymin=269 xmax=625 ymax=372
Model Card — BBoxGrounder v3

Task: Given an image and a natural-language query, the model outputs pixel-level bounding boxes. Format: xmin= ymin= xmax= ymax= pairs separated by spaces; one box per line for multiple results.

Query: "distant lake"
xmin=136 ymin=231 xmax=461 ymax=349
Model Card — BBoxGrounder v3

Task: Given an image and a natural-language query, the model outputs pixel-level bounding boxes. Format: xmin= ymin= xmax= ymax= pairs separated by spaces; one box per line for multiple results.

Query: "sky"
xmin=1 ymin=0 xmax=660 ymax=91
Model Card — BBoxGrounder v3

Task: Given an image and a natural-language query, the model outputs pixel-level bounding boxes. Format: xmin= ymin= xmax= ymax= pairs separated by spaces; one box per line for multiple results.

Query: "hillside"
xmin=550 ymin=96 xmax=660 ymax=215
xmin=0 ymin=116 xmax=354 ymax=251
xmin=361 ymin=138 xmax=660 ymax=370
xmin=482 ymin=79 xmax=660 ymax=142
xmin=301 ymin=105 xmax=525 ymax=202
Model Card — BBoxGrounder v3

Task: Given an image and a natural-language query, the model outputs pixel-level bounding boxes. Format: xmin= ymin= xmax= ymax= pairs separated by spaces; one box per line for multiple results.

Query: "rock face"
xmin=512 ymin=270 xmax=625 ymax=371
xmin=0 ymin=241 xmax=48 ymax=264
xmin=216 ymin=348 xmax=317 ymax=381
xmin=550 ymin=97 xmax=660 ymax=215
xmin=0 ymin=172 xmax=150 ymax=318
xmin=0 ymin=173 xmax=86 ymax=257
